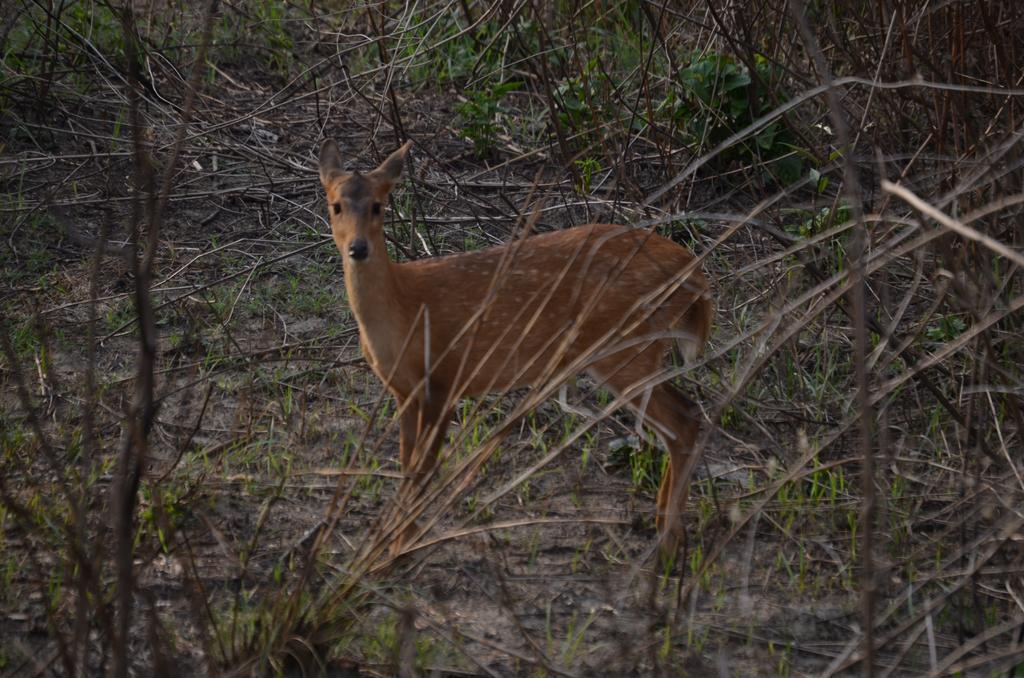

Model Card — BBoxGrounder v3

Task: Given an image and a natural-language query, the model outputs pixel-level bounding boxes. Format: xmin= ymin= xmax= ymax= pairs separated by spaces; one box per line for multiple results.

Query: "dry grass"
xmin=1 ymin=0 xmax=1022 ymax=674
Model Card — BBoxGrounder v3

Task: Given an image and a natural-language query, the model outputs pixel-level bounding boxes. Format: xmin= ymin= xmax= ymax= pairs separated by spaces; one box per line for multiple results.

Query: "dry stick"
xmin=113 ymin=19 xmax=152 ymax=671
xmin=945 ymin=647 xmax=1024 ymax=677
xmin=877 ymin=616 xmax=931 ymax=678
xmin=320 ymin=199 xmax=708 ymax=624
xmin=110 ymin=3 xmax=216 ymax=676
xmin=643 ymin=76 xmax=1024 ymax=207
xmin=882 ymin=180 xmax=1024 ymax=269
xmin=319 ymin=194 xmax=556 ymax=569
xmin=100 ymin=237 xmax=331 ymax=341
xmin=766 ymin=301 xmax=1023 ymax=673
xmin=829 ymin=510 xmax=1024 ymax=676
xmin=666 ymin=214 xmax=1008 ymax=626
xmin=275 ymin=306 xmax=436 ymax=652
xmin=8 ymin=178 xmax=304 ymax=212
xmin=786 ymin=2 xmax=876 ymax=673
xmin=986 ymin=390 xmax=1024 ymax=493
xmin=385 ymin=224 xmax=712 ymax=560
xmin=929 ymin=615 xmax=1024 ymax=676
xmin=73 ymin=210 xmax=113 ymax=670
xmin=427 ymin=187 xmax=869 ymax=566
xmin=936 ymin=114 xmax=1024 ymax=217
xmin=865 ymin=228 xmax=926 ymax=373
xmin=394 ymin=517 xmax=629 ymax=557
xmin=338 ymin=203 xmax=562 ymax=569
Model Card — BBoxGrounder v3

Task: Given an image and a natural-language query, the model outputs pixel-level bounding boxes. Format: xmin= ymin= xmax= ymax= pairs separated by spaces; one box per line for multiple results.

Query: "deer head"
xmin=318 ymin=140 xmax=410 ymax=263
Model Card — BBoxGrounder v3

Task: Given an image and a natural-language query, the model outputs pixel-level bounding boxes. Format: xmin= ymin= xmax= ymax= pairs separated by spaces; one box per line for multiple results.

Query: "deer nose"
xmin=348 ymin=239 xmax=368 ymax=260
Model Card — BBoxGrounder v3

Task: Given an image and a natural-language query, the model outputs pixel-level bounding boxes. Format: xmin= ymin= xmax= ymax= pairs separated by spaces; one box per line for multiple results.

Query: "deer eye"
xmin=332 ymin=203 xmax=342 ymax=215
xmin=372 ymin=202 xmax=382 ymax=216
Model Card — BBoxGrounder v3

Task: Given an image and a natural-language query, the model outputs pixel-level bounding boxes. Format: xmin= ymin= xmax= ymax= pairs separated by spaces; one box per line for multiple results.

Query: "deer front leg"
xmin=388 ymin=399 xmax=419 ymax=557
xmin=397 ymin=392 xmax=451 ymax=486
xmin=398 ymin=400 xmax=419 ymax=488
xmin=391 ymin=390 xmax=452 ymax=556
xmin=410 ymin=389 xmax=452 ymax=485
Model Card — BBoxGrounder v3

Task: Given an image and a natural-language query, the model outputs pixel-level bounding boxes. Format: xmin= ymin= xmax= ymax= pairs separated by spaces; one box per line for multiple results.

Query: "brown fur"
xmin=319 ymin=140 xmax=712 ymax=557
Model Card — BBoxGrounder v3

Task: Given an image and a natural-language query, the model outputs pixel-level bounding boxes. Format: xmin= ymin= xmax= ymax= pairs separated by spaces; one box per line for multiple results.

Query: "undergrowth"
xmin=1 ymin=0 xmax=1022 ymax=674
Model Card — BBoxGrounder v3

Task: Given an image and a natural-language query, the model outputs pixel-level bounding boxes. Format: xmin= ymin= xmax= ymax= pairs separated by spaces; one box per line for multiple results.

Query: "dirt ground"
xmin=1 ymin=91 xmax=829 ymax=675
xmin=3 ymin=2 xmax=1023 ymax=676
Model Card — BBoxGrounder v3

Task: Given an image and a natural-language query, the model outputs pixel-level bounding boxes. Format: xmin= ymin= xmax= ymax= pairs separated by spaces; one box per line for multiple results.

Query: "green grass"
xmin=355 ymin=608 xmax=452 ymax=674
xmin=1 ymin=0 xmax=1021 ymax=673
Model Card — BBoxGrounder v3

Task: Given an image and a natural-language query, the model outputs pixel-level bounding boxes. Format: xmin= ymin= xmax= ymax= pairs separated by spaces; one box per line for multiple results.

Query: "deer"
xmin=318 ymin=139 xmax=713 ymax=558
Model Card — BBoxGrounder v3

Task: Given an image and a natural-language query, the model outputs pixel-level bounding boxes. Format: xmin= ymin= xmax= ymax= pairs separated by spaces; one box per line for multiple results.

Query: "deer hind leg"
xmin=645 ymin=382 xmax=700 ymax=555
xmin=588 ymin=347 xmax=700 ymax=556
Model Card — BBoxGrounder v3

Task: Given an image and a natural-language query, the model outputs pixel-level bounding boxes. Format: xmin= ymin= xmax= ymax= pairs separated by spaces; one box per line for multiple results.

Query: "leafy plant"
xmin=607 ymin=435 xmax=665 ymax=495
xmin=574 ymin=157 xmax=601 ymax=193
xmin=555 ymin=73 xmax=595 ymax=129
xmin=785 ymin=204 xmax=852 ymax=239
xmin=661 ymin=52 xmax=803 ymax=184
xmin=395 ymin=13 xmax=513 ymax=87
xmin=456 ymin=81 xmax=521 ymax=156
xmin=925 ymin=315 xmax=967 ymax=343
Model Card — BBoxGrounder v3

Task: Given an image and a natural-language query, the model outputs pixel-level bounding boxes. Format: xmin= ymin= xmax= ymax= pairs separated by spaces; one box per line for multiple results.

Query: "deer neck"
xmin=343 ymin=251 xmax=412 ymax=374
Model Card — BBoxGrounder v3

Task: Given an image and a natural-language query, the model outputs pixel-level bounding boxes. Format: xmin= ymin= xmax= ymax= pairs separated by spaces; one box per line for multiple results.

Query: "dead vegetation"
xmin=1 ymin=0 xmax=1023 ymax=675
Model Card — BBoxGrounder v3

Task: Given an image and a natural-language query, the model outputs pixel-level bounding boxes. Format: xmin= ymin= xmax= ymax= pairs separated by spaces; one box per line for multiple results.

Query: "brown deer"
xmin=318 ymin=139 xmax=712 ymax=556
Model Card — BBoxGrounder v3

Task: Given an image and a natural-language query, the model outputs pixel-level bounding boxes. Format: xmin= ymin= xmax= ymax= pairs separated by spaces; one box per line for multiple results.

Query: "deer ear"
xmin=371 ymin=141 xmax=411 ymax=188
xmin=319 ymin=139 xmax=344 ymax=186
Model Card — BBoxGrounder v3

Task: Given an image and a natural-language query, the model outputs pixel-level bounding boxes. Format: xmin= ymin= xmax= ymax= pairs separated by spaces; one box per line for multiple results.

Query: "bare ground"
xmin=3 ymin=3 xmax=1023 ymax=675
